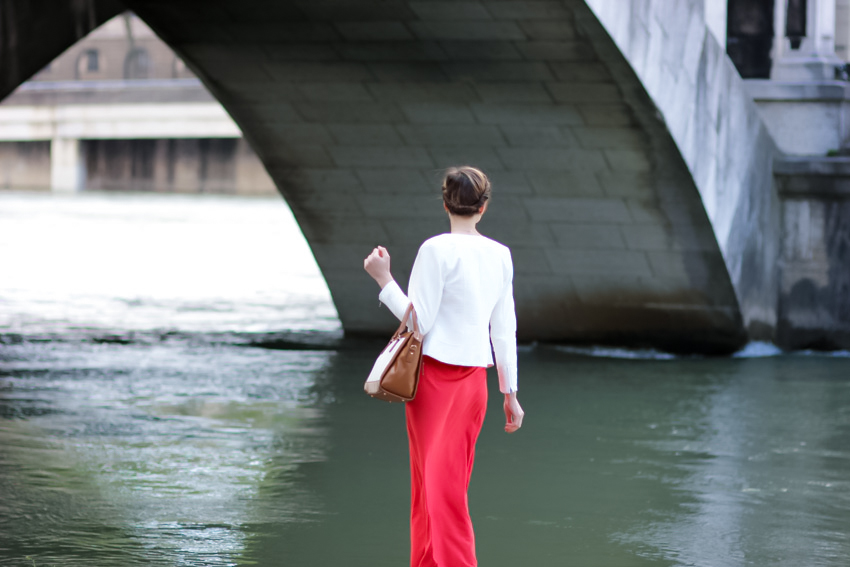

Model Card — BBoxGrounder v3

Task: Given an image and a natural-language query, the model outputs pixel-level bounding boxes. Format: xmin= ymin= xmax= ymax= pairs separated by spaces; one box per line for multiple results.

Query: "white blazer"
xmin=378 ymin=233 xmax=518 ymax=393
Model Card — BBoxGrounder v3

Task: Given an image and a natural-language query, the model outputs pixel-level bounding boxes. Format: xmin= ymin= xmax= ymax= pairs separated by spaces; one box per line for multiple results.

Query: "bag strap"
xmin=394 ymin=303 xmax=422 ymax=341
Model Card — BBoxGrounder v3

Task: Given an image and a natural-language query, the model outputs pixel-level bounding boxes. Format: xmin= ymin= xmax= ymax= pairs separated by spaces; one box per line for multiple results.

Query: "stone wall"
xmin=776 ymin=157 xmax=850 ymax=349
xmin=83 ymin=138 xmax=277 ymax=194
xmin=0 ymin=141 xmax=50 ymax=189
xmin=585 ymin=0 xmax=782 ymax=340
xmin=1 ymin=0 xmax=774 ymax=351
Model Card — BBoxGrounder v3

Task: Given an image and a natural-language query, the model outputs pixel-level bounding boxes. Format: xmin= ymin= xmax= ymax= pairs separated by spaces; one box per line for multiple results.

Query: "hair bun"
xmin=441 ymin=166 xmax=491 ymax=217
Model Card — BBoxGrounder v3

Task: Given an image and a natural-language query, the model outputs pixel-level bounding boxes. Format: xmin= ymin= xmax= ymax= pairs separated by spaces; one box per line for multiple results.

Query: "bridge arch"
xmin=3 ymin=0 xmax=775 ymax=353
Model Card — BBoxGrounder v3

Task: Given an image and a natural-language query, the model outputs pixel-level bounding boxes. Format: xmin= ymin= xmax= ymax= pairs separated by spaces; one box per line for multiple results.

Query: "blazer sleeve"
xmin=489 ymin=248 xmax=518 ymax=394
xmin=378 ymin=241 xmax=444 ymax=336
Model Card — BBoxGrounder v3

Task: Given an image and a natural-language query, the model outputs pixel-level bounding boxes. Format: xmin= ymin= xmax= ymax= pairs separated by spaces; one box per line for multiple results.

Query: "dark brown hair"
xmin=441 ymin=166 xmax=491 ymax=217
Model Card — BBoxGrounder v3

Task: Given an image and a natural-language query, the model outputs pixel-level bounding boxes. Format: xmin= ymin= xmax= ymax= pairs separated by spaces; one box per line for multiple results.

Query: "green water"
xmin=1 ymin=192 xmax=848 ymax=566
xmin=1 ymin=339 xmax=848 ymax=567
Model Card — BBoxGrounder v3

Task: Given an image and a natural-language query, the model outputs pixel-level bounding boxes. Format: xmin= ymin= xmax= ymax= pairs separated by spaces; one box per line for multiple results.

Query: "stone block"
xmin=357 ymin=193 xmax=442 ymax=218
xmin=549 ymin=223 xmax=625 ymax=249
xmin=509 ymin=247 xmax=554 ymax=274
xmin=438 ymin=41 xmax=522 ymax=60
xmin=265 ymin=62 xmax=374 ymax=82
xmin=264 ymin=144 xmax=335 ymax=167
xmin=328 ymin=124 xmax=405 ymax=146
xmin=471 ymin=103 xmax=582 ymax=125
xmin=527 ymin=170 xmax=602 ymax=196
xmin=286 ymin=187 xmax=363 ymax=216
xmin=264 ymin=43 xmax=340 ymax=61
xmin=297 ymin=82 xmax=375 ymax=102
xmin=367 ymin=82 xmax=480 ymax=103
xmin=441 ymin=61 xmax=554 ymax=81
xmin=427 ymin=147 xmax=505 ymax=170
xmin=547 ymin=83 xmax=621 ymax=103
xmin=337 ymin=41 xmax=446 ymax=61
xmin=367 ymin=63 xmax=451 ymax=82
xmin=181 ymin=43 xmax=266 ymax=63
xmin=499 ymin=124 xmax=578 ymax=147
xmin=329 ymin=146 xmax=435 ymax=168
xmin=382 ymin=218 xmax=448 ymax=243
xmin=474 ymin=83 xmax=553 ymax=103
xmin=401 ymin=102 xmax=477 ymax=124
xmin=221 ymin=82 xmax=303 ymax=104
xmin=604 ymin=149 xmax=651 ymax=171
xmin=625 ymin=199 xmax=666 ymax=224
xmin=266 ymin=124 xmax=335 ymax=147
xmin=299 ymin=2 xmax=417 ymax=22
xmin=525 ymin=197 xmax=631 ymax=223
xmin=516 ymin=21 xmax=577 ymax=39
xmin=568 ymin=275 xmax=690 ymax=305
xmin=409 ymin=21 xmax=525 ymax=41
xmin=618 ymin=224 xmax=676 ymax=251
xmin=515 ymin=41 xmax=595 ymax=61
xmin=334 ymin=22 xmax=415 ymax=41
xmin=572 ymin=126 xmax=644 ymax=149
xmin=397 ymin=124 xmax=506 ymax=146
xmin=596 ymin=171 xmax=656 ymax=198
xmin=300 ymin=217 xmax=390 ymax=245
xmin=473 ymin=196 xmax=526 ymax=219
xmin=203 ymin=62 xmax=272 ymax=82
xmin=496 ymin=148 xmax=607 ymax=170
xmin=486 ymin=2 xmax=572 ymax=21
xmin=299 ymin=168 xmax=364 ymax=194
xmin=410 ymin=2 xmax=493 ymax=20
xmin=546 ymin=249 xmax=653 ymax=277
xmin=227 ymin=102 xmax=304 ymax=124
xmin=550 ymin=62 xmax=613 ymax=82
xmin=485 ymin=169 xmax=533 ymax=195
xmin=481 ymin=222 xmax=554 ymax=246
xmin=227 ymin=23 xmax=340 ymax=42
xmin=295 ymin=102 xmax=407 ymax=123
xmin=646 ymin=251 xmax=692 ymax=280
xmin=310 ymin=245 xmax=376 ymax=273
xmin=355 ymin=168 xmax=433 ymax=193
xmin=578 ymin=104 xmax=635 ymax=126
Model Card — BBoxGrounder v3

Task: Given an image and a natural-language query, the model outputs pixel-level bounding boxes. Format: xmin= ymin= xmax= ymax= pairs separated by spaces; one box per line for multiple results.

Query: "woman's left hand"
xmin=504 ymin=393 xmax=524 ymax=433
xmin=364 ymin=245 xmax=394 ymax=289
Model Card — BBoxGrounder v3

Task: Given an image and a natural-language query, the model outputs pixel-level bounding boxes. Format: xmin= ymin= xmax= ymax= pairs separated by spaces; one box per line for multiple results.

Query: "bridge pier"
xmin=50 ymin=137 xmax=84 ymax=192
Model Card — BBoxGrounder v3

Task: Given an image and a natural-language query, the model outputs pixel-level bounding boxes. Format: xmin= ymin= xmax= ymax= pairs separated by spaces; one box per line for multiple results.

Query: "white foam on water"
xmin=732 ymin=341 xmax=784 ymax=358
xmin=553 ymin=345 xmax=677 ymax=360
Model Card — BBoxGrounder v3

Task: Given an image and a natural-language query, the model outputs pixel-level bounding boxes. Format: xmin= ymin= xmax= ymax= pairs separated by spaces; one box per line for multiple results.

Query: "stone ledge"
xmin=775 ymin=157 xmax=850 ymax=198
xmin=745 ymin=79 xmax=850 ymax=101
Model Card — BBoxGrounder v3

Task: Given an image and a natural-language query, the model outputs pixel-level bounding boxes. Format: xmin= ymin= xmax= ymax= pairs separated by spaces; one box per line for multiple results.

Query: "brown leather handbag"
xmin=365 ymin=304 xmax=422 ymax=403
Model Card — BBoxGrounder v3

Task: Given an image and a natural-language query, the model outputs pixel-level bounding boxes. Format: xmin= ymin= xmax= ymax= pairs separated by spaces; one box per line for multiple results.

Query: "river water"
xmin=1 ymin=192 xmax=848 ymax=567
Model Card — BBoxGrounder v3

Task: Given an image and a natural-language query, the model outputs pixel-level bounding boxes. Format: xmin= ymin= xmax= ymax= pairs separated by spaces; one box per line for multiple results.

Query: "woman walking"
xmin=363 ymin=166 xmax=524 ymax=567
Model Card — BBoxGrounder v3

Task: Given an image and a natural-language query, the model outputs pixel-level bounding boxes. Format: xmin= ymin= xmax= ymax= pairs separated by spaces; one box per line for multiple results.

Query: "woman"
xmin=363 ymin=166 xmax=524 ymax=567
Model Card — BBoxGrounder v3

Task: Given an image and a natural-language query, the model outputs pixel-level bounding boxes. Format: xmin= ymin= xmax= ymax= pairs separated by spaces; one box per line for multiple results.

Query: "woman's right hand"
xmin=364 ymin=245 xmax=394 ymax=289
xmin=503 ymin=393 xmax=524 ymax=433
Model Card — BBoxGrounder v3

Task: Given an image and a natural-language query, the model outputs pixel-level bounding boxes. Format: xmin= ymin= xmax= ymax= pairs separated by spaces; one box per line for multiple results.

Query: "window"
xmin=76 ymin=49 xmax=100 ymax=78
xmin=124 ymin=48 xmax=151 ymax=79
xmin=85 ymin=49 xmax=99 ymax=72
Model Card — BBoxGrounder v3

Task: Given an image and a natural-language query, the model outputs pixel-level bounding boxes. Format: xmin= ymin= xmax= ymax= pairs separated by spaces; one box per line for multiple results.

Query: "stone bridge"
xmin=1 ymin=0 xmax=784 ymax=353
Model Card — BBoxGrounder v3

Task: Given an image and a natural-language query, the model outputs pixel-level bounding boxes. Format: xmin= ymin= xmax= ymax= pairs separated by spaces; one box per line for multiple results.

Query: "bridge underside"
xmin=2 ymin=0 xmax=749 ymax=353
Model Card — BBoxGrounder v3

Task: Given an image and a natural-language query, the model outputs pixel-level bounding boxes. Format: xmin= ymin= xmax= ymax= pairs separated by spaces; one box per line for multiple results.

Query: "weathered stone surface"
xmin=2 ymin=0 xmax=768 ymax=352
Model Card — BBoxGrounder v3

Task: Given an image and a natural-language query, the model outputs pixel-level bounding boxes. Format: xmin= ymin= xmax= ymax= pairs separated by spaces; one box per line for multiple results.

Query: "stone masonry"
xmin=3 ymin=0 xmax=771 ymax=352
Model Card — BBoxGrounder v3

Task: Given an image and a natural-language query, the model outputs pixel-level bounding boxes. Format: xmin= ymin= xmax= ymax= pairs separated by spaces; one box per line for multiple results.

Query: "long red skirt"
xmin=405 ymin=355 xmax=488 ymax=567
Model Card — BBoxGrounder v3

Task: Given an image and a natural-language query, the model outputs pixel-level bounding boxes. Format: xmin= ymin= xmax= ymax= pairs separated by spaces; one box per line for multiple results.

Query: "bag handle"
xmin=394 ymin=303 xmax=422 ymax=341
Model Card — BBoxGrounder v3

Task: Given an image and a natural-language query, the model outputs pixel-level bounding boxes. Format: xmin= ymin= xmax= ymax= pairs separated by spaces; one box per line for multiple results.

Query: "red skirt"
xmin=405 ymin=355 xmax=488 ymax=567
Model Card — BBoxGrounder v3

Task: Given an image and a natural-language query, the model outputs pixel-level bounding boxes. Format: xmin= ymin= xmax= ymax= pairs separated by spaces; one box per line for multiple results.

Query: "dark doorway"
xmin=727 ymin=0 xmax=775 ymax=78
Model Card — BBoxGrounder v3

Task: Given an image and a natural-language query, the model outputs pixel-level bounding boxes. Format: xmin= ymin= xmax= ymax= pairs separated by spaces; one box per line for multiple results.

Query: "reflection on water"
xmin=1 ymin=193 xmax=849 ymax=566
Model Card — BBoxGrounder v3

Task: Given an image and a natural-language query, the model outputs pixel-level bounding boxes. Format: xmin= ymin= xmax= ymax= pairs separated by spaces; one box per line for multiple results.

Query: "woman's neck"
xmin=448 ymin=213 xmax=482 ymax=235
